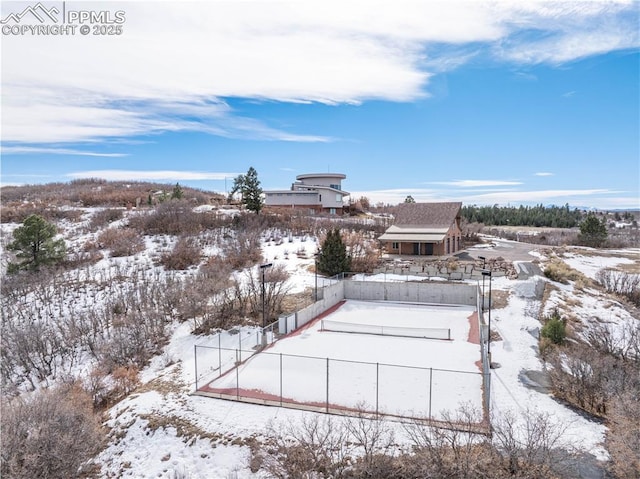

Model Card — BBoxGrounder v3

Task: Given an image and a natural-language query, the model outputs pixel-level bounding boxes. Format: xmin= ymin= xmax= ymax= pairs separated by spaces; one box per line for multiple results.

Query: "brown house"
xmin=380 ymin=202 xmax=463 ymax=256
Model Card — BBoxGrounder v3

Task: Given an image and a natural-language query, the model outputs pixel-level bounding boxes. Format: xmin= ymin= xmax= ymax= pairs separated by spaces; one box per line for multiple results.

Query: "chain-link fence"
xmin=194 ymin=279 xmax=491 ymax=429
xmin=194 ymin=321 xmax=278 ymax=390
xmin=196 ymin=345 xmax=486 ymax=422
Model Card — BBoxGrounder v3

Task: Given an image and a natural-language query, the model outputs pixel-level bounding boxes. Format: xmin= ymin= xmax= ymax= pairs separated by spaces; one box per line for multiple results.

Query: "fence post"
xmin=194 ymin=345 xmax=198 ymax=391
xmin=429 ymin=368 xmax=433 ymax=420
xmin=239 ymin=332 xmax=242 ymax=362
xmin=218 ymin=334 xmax=222 ymax=377
xmin=280 ymin=353 xmax=283 ymax=407
xmin=326 ymin=358 xmax=330 ymax=413
xmin=376 ymin=362 xmax=379 ymax=418
xmin=236 ymin=362 xmax=240 ymax=400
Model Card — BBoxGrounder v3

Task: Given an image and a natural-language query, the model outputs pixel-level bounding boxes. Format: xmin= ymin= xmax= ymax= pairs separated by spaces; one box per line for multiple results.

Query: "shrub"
xmin=541 ymin=310 xmax=566 ymax=345
xmin=1 ymin=384 xmax=103 ymax=479
xmin=97 ymin=227 xmax=145 ymax=257
xmin=89 ymin=207 xmax=124 ymax=230
xmin=596 ymin=268 xmax=640 ymax=307
xmin=342 ymin=230 xmax=382 ymax=273
xmin=128 ymin=200 xmax=205 ymax=235
xmin=221 ymin=230 xmax=262 ymax=270
xmin=607 ymin=392 xmax=640 ymax=478
xmin=543 ymin=259 xmax=584 ymax=284
xmin=159 ymin=237 xmax=202 ymax=270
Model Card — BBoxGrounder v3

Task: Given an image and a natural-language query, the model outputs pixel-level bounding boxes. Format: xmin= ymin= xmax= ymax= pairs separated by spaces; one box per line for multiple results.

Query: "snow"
xmin=4 ymin=211 xmax=637 ymax=476
xmin=95 ymin=237 xmax=640 ymax=475
xmin=203 ymin=300 xmax=482 ymax=419
xmin=260 ymin=234 xmax=319 ymax=294
xmin=487 ymin=274 xmax=609 ymax=459
xmin=561 ymin=250 xmax=636 ymax=280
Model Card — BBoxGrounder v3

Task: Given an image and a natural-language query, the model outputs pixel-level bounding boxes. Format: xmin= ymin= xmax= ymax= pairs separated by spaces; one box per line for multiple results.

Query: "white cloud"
xmin=1 ymin=146 xmax=128 ymax=157
xmin=66 ymin=170 xmax=240 ymax=182
xmin=2 ymin=0 xmax=637 ymax=145
xmin=495 ymin=2 xmax=639 ymax=65
xmin=458 ymin=188 xmax=614 ymax=204
xmin=535 ymin=172 xmax=554 ymax=177
xmin=429 ymin=180 xmax=523 ymax=188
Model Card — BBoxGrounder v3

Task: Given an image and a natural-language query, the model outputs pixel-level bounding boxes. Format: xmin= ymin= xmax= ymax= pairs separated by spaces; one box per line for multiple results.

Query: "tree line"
xmin=461 ymin=204 xmax=583 ymax=228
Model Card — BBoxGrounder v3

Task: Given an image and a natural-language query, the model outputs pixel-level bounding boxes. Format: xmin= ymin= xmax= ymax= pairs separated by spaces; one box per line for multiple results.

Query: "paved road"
xmin=465 ymin=237 xmax=544 ymax=262
xmin=455 ymin=237 xmax=544 ymax=279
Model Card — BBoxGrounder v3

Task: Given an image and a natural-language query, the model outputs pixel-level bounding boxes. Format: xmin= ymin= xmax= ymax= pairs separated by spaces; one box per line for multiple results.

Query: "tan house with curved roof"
xmin=264 ymin=173 xmax=349 ymax=215
xmin=380 ymin=202 xmax=463 ymax=256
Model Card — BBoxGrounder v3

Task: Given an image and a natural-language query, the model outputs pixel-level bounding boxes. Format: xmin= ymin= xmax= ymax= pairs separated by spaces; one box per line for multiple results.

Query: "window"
xmin=392 ymin=242 xmax=399 ymax=249
xmin=329 ymin=208 xmax=336 ymax=215
xmin=319 ymin=194 xmax=322 ymax=201
xmin=330 ymin=183 xmax=340 ymax=190
xmin=336 ymin=194 xmax=342 ymax=203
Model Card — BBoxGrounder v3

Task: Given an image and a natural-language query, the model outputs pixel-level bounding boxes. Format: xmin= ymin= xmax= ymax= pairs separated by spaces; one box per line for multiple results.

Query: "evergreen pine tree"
xmin=579 ymin=213 xmax=608 ymax=247
xmin=7 ymin=214 xmax=66 ymax=272
xmin=541 ymin=310 xmax=566 ymax=344
xmin=230 ymin=167 xmax=263 ymax=214
xmin=317 ymin=228 xmax=351 ymax=277
xmin=171 ymin=182 xmax=184 ymax=200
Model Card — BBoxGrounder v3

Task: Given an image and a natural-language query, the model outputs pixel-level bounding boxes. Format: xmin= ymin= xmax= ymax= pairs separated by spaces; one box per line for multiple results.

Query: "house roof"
xmin=379 ymin=202 xmax=462 ymax=243
xmin=393 ymin=202 xmax=462 ymax=228
xmin=296 ymin=173 xmax=346 ymax=181
xmin=379 ymin=232 xmax=446 ymax=242
xmin=383 ymin=225 xmax=450 ymax=234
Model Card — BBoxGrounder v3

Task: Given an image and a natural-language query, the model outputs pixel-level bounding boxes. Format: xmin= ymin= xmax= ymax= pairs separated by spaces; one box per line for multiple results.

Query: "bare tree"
xmin=245 ymin=264 xmax=291 ymax=323
xmin=260 ymin=416 xmax=351 ymax=479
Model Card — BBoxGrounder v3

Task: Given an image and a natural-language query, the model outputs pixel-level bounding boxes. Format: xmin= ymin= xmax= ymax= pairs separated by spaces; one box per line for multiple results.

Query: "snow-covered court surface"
xmin=197 ymin=300 xmax=486 ymax=423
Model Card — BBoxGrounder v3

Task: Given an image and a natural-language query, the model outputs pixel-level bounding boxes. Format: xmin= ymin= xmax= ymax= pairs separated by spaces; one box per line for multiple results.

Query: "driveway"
xmin=460 ymin=237 xmax=544 ymax=262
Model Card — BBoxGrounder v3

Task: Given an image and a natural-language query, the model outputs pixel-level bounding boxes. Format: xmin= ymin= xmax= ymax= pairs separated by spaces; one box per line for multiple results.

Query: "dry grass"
xmin=140 ymin=412 xmax=260 ymax=449
xmin=488 ymin=290 xmax=510 ymax=310
xmin=136 ymin=366 xmax=188 ymax=397
xmin=564 ymin=296 xmax=582 ymax=308
xmin=617 ymin=259 xmax=640 ymax=274
xmin=543 ymin=258 xmax=590 ymax=285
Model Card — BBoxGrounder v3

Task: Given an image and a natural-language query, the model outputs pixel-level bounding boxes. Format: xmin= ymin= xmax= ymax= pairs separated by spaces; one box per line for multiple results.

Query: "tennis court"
xmin=198 ymin=300 xmax=485 ymax=421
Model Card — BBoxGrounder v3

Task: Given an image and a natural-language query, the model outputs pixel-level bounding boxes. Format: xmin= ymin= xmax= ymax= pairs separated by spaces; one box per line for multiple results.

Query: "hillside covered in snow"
xmin=1 ymin=195 xmax=638 ymax=479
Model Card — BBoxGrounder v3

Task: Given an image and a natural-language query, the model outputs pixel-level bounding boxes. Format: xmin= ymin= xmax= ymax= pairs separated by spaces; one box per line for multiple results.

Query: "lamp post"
xmin=260 ymin=263 xmax=273 ymax=346
xmin=478 ymin=256 xmax=486 ymax=311
xmin=314 ymin=251 xmax=321 ymax=302
xmin=481 ymin=269 xmax=492 ymax=367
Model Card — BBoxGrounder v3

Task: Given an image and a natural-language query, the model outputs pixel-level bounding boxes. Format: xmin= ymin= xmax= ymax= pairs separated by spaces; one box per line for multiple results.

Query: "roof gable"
xmin=393 ymin=202 xmax=462 ymax=228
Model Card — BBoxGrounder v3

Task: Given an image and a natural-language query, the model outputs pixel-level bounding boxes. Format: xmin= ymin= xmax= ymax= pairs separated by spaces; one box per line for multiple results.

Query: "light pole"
xmin=314 ymin=251 xmax=320 ymax=302
xmin=478 ymin=256 xmax=486 ymax=311
xmin=481 ymin=269 xmax=492 ymax=367
xmin=260 ymin=263 xmax=273 ymax=346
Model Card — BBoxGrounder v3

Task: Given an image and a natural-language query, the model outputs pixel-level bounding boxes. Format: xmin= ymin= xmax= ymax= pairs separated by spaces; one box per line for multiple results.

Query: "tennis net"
xmin=320 ymin=319 xmax=451 ymax=340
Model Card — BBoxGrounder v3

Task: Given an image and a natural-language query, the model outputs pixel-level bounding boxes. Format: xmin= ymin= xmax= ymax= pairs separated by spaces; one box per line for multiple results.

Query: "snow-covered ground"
xmin=561 ymin=249 xmax=636 ymax=280
xmin=3 ymin=210 xmax=638 ymax=478
xmin=92 ymin=238 xmax=640 ymax=477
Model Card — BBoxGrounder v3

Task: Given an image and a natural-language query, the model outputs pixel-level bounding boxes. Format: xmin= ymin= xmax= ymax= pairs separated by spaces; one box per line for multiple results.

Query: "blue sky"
xmin=1 ymin=1 xmax=639 ymax=209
